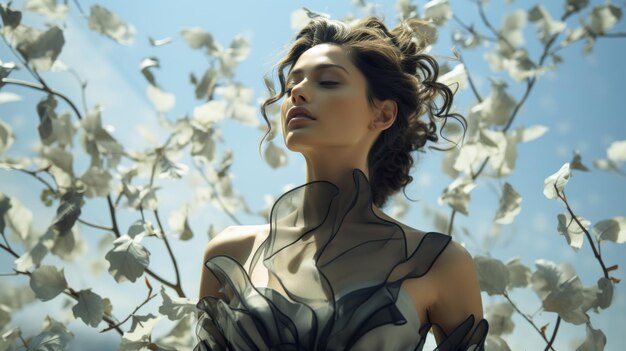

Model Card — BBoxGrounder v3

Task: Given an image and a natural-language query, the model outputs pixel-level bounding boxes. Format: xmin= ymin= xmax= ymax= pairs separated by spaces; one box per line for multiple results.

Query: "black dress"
xmin=195 ymin=168 xmax=489 ymax=350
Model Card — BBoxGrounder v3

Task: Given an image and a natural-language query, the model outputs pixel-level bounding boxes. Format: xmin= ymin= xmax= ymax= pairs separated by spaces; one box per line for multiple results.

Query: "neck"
xmin=302 ymin=150 xmax=370 ymax=193
xmin=303 ymin=155 xmax=380 ymax=221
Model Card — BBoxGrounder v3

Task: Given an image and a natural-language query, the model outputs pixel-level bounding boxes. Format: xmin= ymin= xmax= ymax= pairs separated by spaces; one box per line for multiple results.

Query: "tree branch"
xmin=503 ymin=291 xmax=556 ymax=351
xmin=555 ymin=184 xmax=611 ymax=280
xmin=192 ymin=162 xmax=243 ymax=226
xmin=544 ymin=316 xmax=561 ymax=351
xmin=152 ymin=208 xmax=185 ymax=297
xmin=1 ymin=78 xmax=84 ymax=121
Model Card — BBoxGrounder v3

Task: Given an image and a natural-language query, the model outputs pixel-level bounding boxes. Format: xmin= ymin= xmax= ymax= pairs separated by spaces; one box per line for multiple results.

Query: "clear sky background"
xmin=1 ymin=0 xmax=625 ymax=350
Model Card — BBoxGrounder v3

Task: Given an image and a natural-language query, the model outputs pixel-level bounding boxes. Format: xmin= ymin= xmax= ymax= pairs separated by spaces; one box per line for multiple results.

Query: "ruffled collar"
xmin=246 ymin=167 xmax=436 ymax=318
xmin=195 ymin=168 xmax=489 ymax=350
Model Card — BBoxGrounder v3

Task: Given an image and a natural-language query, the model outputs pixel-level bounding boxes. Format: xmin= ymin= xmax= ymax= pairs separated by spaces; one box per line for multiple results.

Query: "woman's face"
xmin=280 ymin=43 xmax=381 ymax=154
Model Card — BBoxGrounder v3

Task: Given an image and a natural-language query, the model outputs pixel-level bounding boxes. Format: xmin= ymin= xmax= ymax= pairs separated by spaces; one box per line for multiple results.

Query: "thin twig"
xmin=477 ymin=3 xmax=516 ymax=52
xmin=451 ymin=13 xmax=497 ymax=43
xmin=14 ymin=167 xmax=57 ymax=193
xmin=544 ymin=316 xmax=561 ymax=351
xmin=6 ymin=268 xmax=125 ymax=335
xmin=601 ymin=32 xmax=626 ymax=38
xmin=192 ymin=162 xmax=243 ymax=226
xmin=106 ymin=195 xmax=182 ymax=293
xmin=555 ymin=184 xmax=610 ymax=279
xmin=455 ymin=50 xmax=483 ymax=103
xmin=0 ymin=242 xmax=19 ymax=258
xmin=67 ymin=67 xmax=89 ymax=115
xmin=100 ymin=279 xmax=157 ymax=333
xmin=77 ymin=218 xmax=113 ymax=231
xmin=503 ymin=292 xmax=557 ymax=351
xmin=153 ymin=208 xmax=185 ymax=297
xmin=1 ymin=78 xmax=84 ymax=121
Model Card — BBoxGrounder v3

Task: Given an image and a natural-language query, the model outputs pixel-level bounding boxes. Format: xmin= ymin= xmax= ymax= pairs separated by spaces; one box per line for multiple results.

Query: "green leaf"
xmin=105 ymin=235 xmax=150 ymax=283
xmin=485 ymin=301 xmax=515 ymax=335
xmin=158 ymin=286 xmax=197 ymax=321
xmin=543 ymin=163 xmax=571 ymax=199
xmin=438 ymin=176 xmax=476 ymax=215
xmin=595 ymin=277 xmax=614 ymax=310
xmin=556 ymin=212 xmax=590 ymax=252
xmin=0 ymin=304 xmax=12 ymax=333
xmin=0 ymin=328 xmax=22 ymax=350
xmin=71 ymin=289 xmax=104 ymax=327
xmin=51 ymin=190 xmax=83 ymax=237
xmin=80 ymin=106 xmax=124 ymax=169
xmin=570 ymin=150 xmax=590 ymax=172
xmin=128 ymin=219 xmax=157 ymax=240
xmin=88 ymin=4 xmax=135 ymax=45
xmin=79 ymin=167 xmax=112 ymax=198
xmin=0 ymin=3 xmax=22 ymax=29
xmin=528 ymin=5 xmax=566 ymax=44
xmin=139 ymin=57 xmax=160 ymax=86
xmin=122 ymin=183 xmax=160 ymax=211
xmin=500 ymin=10 xmax=527 ymax=48
xmin=15 ymin=227 xmax=55 ymax=271
xmin=26 ymin=331 xmax=70 ymax=351
xmin=542 ymin=275 xmax=588 ymax=324
xmin=25 ymin=0 xmax=69 ymax=21
xmin=148 ymin=36 xmax=172 ymax=47
xmin=167 ymin=204 xmax=193 ymax=241
xmin=593 ymin=217 xmax=626 ymax=244
xmin=575 ymin=322 xmax=606 ymax=351
xmin=180 ymin=27 xmax=219 ymax=55
xmin=147 ymin=85 xmax=176 ymax=113
xmin=158 ymin=155 xmax=189 ymax=180
xmin=505 ymin=257 xmax=530 ymax=289
xmin=485 ymin=335 xmax=511 ymax=351
xmin=588 ymin=4 xmax=622 ymax=35
xmin=16 ymin=25 xmax=64 ymax=71
xmin=154 ymin=314 xmax=196 ymax=350
xmin=0 ymin=192 xmax=10 ymax=234
xmin=30 ymin=265 xmax=68 ymax=301
xmin=494 ymin=182 xmax=522 ymax=224
xmin=566 ymin=0 xmax=589 ymax=13
xmin=121 ymin=313 xmax=161 ymax=343
xmin=191 ymin=68 xmax=218 ymax=100
xmin=470 ymin=79 xmax=516 ymax=126
xmin=530 ymin=259 xmax=564 ymax=300
xmin=474 ymin=255 xmax=509 ymax=295
xmin=0 ymin=119 xmax=15 ymax=155
xmin=264 ymin=140 xmax=288 ymax=169
xmin=423 ymin=0 xmax=452 ymax=26
xmin=290 ymin=8 xmax=331 ymax=32
xmin=0 ymin=283 xmax=36 ymax=310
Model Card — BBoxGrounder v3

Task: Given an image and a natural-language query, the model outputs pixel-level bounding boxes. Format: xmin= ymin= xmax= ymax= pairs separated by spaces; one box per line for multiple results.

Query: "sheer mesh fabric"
xmin=195 ymin=168 xmax=489 ymax=350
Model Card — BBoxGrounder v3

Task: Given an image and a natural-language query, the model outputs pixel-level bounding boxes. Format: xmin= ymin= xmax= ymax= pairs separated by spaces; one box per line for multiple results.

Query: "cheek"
xmin=326 ymin=94 xmax=370 ymax=124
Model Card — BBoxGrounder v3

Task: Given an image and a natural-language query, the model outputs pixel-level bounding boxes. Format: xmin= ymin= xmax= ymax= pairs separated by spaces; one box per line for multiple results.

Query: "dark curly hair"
xmin=259 ymin=15 xmax=467 ymax=209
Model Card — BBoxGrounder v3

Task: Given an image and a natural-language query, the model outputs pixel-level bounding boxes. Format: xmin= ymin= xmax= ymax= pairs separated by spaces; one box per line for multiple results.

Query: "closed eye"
xmin=285 ymin=81 xmax=339 ymax=96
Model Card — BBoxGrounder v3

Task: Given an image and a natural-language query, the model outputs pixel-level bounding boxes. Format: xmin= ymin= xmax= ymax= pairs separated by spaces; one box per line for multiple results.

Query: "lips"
xmin=286 ymin=106 xmax=316 ymax=124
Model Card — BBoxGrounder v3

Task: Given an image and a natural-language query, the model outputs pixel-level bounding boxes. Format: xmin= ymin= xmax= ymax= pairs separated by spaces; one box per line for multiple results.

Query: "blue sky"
xmin=1 ymin=0 xmax=625 ymax=350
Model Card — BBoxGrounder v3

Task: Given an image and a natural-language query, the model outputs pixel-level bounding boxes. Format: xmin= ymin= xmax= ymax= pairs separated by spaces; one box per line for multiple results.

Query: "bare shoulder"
xmin=431 ymin=236 xmax=474 ymax=275
xmin=199 ymin=225 xmax=261 ymax=299
xmin=427 ymin=236 xmax=485 ymax=345
xmin=203 ymin=225 xmax=259 ymax=262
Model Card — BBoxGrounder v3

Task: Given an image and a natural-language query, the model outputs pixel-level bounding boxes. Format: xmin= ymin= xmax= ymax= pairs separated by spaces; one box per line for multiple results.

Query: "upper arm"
xmin=428 ymin=240 xmax=485 ymax=347
xmin=198 ymin=226 xmax=256 ymax=300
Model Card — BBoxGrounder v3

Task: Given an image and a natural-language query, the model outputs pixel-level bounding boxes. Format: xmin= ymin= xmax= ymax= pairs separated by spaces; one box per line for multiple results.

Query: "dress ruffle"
xmin=195 ymin=168 xmax=489 ymax=350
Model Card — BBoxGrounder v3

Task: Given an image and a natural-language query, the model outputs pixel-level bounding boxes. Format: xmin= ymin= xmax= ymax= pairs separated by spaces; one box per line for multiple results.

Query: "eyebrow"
xmin=287 ymin=63 xmax=350 ymax=81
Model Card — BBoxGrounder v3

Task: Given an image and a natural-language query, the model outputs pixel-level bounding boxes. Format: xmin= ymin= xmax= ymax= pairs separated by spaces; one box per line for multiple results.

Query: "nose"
xmin=290 ymin=80 xmax=308 ymax=104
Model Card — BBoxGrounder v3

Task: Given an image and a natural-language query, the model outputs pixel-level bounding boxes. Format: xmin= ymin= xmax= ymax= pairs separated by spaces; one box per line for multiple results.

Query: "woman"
xmin=196 ymin=16 xmax=489 ymax=350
